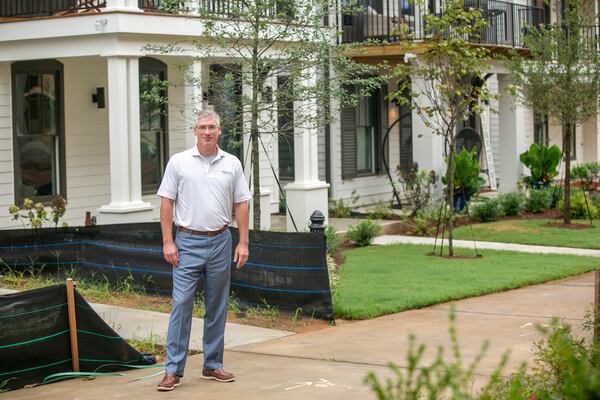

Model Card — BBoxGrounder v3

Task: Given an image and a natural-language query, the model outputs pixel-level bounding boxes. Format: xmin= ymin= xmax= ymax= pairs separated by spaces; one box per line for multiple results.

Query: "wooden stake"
xmin=595 ymin=269 xmax=600 ymax=344
xmin=66 ymin=278 xmax=80 ymax=372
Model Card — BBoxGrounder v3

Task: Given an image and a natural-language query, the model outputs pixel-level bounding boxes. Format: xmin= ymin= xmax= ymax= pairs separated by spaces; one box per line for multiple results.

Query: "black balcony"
xmin=0 ymin=0 xmax=106 ymax=18
xmin=341 ymin=0 xmax=546 ymax=48
xmin=139 ymin=0 xmax=282 ymax=18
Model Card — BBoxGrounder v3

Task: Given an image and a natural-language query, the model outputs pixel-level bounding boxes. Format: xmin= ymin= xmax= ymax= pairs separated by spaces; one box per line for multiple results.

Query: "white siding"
xmin=0 ymin=62 xmax=14 ymax=229
xmin=61 ymin=57 xmax=110 ymax=226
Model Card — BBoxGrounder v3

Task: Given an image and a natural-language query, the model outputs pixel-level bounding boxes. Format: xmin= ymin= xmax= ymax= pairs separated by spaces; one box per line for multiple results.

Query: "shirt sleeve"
xmin=157 ymin=156 xmax=179 ymax=200
xmin=233 ymin=161 xmax=252 ymax=203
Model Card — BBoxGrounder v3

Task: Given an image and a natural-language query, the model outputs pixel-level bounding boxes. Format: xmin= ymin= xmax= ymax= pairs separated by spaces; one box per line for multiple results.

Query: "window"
xmin=533 ymin=113 xmax=548 ymax=147
xmin=12 ymin=60 xmax=65 ymax=204
xmin=209 ymin=64 xmax=243 ymax=160
xmin=356 ymin=94 xmax=377 ymax=174
xmin=277 ymin=76 xmax=294 ymax=181
xmin=341 ymin=84 xmax=387 ymax=179
xmin=139 ymin=57 xmax=168 ymax=194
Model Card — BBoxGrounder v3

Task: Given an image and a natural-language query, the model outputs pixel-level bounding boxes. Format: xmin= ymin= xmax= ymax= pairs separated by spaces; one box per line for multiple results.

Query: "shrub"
xmin=558 ymin=192 xmax=599 ymax=220
xmin=412 ymin=207 xmax=439 ymax=236
xmin=497 ymin=191 xmax=526 ymax=216
xmin=471 ymin=198 xmax=502 ymax=223
xmin=347 ymin=219 xmax=381 ymax=247
xmin=324 ymin=225 xmax=341 ymax=257
xmin=526 ymin=188 xmax=553 ymax=214
xmin=8 ymin=195 xmax=68 ymax=229
xmin=329 ymin=190 xmax=359 ymax=218
xmin=367 ymin=201 xmax=397 ymax=220
xmin=571 ymin=161 xmax=600 ymax=192
xmin=396 ymin=162 xmax=438 ymax=216
xmin=519 ymin=143 xmax=561 ymax=188
xmin=491 ymin=320 xmax=600 ymax=400
xmin=589 ymin=191 xmax=600 ymax=209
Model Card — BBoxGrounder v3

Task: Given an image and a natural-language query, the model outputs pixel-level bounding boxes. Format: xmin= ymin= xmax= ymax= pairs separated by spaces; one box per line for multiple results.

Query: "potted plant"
xmin=443 ymin=148 xmax=485 ymax=211
xmin=519 ymin=144 xmax=561 ymax=189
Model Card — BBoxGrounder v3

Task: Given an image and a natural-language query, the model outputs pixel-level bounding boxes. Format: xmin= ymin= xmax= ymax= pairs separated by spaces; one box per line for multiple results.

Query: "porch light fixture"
xmin=95 ymin=18 xmax=108 ymax=32
xmin=92 ymin=87 xmax=105 ymax=109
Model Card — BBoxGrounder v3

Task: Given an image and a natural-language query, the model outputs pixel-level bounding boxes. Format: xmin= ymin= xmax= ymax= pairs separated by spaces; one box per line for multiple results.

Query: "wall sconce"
xmin=95 ymin=18 xmax=108 ymax=32
xmin=92 ymin=87 xmax=105 ymax=109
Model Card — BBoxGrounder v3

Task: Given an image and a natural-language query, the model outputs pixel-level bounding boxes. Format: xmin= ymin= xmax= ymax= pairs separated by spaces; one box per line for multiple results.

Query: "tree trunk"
xmin=446 ymin=148 xmax=456 ymax=257
xmin=563 ymin=122 xmax=573 ymax=225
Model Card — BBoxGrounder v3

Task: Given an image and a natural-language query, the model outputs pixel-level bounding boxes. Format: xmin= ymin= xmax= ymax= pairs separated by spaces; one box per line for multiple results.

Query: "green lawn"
xmin=451 ymin=219 xmax=600 ymax=249
xmin=334 ymin=244 xmax=599 ymax=319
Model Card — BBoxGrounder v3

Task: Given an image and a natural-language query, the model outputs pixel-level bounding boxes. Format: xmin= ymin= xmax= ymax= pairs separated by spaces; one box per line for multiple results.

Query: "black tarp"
xmin=0 ymin=224 xmax=333 ymax=320
xmin=0 ymin=284 xmax=155 ymax=392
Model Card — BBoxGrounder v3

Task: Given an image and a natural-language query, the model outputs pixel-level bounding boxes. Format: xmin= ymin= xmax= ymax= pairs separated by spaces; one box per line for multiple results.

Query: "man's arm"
xmin=160 ymin=197 xmax=179 ymax=267
xmin=233 ymin=200 xmax=249 ymax=269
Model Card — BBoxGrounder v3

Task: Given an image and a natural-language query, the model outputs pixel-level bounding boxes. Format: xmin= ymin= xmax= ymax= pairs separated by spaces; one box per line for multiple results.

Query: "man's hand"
xmin=163 ymin=241 xmax=179 ymax=267
xmin=233 ymin=242 xmax=249 ymax=269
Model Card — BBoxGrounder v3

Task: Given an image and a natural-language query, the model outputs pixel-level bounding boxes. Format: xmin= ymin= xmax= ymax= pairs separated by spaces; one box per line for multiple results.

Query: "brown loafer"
xmin=201 ymin=368 xmax=235 ymax=382
xmin=157 ymin=373 xmax=181 ymax=391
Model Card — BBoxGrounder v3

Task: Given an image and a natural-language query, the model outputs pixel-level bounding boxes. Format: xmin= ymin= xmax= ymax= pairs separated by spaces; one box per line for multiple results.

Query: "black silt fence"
xmin=0 ymin=284 xmax=155 ymax=392
xmin=0 ymin=223 xmax=333 ymax=320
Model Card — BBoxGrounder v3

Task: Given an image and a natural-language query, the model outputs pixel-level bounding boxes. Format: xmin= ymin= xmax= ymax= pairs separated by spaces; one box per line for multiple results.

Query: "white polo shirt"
xmin=157 ymin=146 xmax=251 ymax=231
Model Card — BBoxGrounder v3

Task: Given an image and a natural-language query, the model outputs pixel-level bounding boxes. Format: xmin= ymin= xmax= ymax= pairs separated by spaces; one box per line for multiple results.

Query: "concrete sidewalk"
xmin=373 ymin=234 xmax=600 ymax=257
xmin=3 ymin=271 xmax=595 ymax=399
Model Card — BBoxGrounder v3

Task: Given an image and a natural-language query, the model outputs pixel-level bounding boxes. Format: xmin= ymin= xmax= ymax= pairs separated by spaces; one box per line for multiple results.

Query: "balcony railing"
xmin=139 ymin=0 xmax=283 ymax=19
xmin=0 ymin=0 xmax=106 ymax=18
xmin=341 ymin=0 xmax=546 ymax=48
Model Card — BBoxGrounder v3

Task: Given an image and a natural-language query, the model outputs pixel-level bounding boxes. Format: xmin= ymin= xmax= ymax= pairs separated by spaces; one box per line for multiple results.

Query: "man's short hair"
xmin=196 ymin=110 xmax=221 ymax=128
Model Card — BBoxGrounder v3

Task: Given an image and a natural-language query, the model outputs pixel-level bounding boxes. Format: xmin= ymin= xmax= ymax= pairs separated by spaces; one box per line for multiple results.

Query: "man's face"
xmin=194 ymin=117 xmax=222 ymax=148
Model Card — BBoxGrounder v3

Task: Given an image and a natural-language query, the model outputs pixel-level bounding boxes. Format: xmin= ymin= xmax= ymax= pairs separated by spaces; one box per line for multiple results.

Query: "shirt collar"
xmin=191 ymin=145 xmax=225 ymax=162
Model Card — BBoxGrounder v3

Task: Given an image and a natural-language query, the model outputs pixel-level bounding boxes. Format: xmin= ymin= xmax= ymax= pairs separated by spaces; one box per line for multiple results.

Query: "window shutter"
xmin=341 ymin=85 xmax=357 ymax=180
xmin=378 ymin=84 xmax=388 ymax=174
xmin=399 ymin=104 xmax=413 ymax=170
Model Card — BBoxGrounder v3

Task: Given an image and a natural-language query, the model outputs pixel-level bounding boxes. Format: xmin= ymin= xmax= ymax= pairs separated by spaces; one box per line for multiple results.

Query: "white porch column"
xmin=98 ymin=55 xmax=153 ymax=222
xmin=411 ymin=75 xmax=446 ymax=175
xmin=285 ymin=67 xmax=329 ymax=232
xmin=184 ymin=59 xmax=203 ymax=149
xmin=103 ymin=0 xmax=142 ymax=12
xmin=497 ymin=74 xmax=529 ymax=192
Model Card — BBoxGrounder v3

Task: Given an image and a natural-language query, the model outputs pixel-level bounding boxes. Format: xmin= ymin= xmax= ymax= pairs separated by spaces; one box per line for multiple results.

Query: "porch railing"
xmin=0 ymin=0 xmax=106 ymax=18
xmin=340 ymin=0 xmax=546 ymax=48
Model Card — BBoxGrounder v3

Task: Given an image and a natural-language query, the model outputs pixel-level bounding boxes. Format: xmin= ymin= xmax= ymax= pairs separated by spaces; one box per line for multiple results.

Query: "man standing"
xmin=156 ymin=110 xmax=251 ymax=392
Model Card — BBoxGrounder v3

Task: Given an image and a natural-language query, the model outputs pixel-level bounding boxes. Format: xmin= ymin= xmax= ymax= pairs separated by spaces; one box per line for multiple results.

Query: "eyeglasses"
xmin=195 ymin=124 xmax=219 ymax=132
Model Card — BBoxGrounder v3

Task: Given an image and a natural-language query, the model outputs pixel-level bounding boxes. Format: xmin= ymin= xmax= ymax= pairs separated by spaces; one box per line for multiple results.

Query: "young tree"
xmin=507 ymin=0 xmax=600 ymax=224
xmin=390 ymin=0 xmax=493 ymax=256
xmin=149 ymin=0 xmax=386 ymax=230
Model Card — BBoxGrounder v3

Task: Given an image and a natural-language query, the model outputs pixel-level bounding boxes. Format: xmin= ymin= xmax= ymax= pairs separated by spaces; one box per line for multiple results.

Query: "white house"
xmin=1 ymin=0 xmax=599 ymax=231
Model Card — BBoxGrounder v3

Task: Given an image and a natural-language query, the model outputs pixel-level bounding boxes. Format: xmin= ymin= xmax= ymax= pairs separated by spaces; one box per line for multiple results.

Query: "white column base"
xmin=249 ymin=189 xmax=272 ymax=231
xmin=97 ymin=201 xmax=156 ymax=224
xmin=98 ymin=201 xmax=154 ymax=214
xmin=285 ymin=181 xmax=329 ymax=232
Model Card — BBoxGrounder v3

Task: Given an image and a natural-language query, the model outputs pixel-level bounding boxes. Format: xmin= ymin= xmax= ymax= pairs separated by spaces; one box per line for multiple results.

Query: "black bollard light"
xmin=309 ymin=210 xmax=326 ymax=233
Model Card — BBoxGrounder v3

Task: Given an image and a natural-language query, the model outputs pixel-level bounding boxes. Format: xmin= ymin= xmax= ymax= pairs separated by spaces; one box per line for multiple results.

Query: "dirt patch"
xmin=0 ymin=279 xmax=331 ymax=334
xmin=543 ymin=223 xmax=596 ymax=230
xmin=428 ymin=253 xmax=483 ymax=260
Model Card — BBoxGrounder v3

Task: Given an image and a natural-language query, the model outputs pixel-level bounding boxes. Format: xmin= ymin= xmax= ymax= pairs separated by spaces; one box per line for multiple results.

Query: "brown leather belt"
xmin=176 ymin=225 xmax=228 ymax=237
